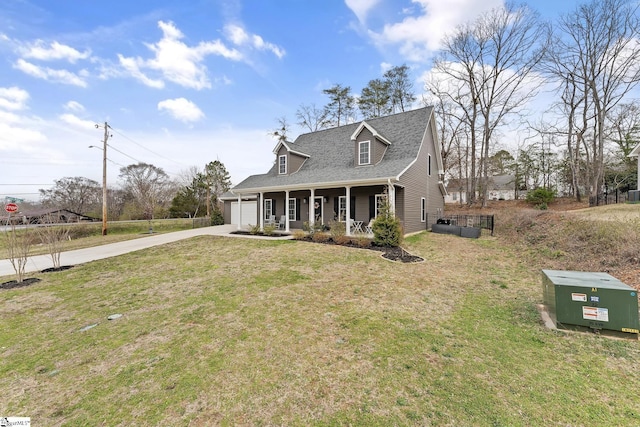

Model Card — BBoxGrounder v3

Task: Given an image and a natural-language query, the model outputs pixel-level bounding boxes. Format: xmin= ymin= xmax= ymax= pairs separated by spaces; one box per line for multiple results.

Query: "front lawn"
xmin=1 ymin=232 xmax=639 ymax=425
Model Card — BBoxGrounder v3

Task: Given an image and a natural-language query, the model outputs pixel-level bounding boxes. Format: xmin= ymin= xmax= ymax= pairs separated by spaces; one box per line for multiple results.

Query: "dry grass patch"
xmin=1 ymin=232 xmax=640 ymax=425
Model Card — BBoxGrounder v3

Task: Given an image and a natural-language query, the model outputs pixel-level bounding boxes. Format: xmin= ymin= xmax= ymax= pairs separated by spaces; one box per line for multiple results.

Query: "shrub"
xmin=328 ymin=220 xmax=346 ymax=238
xmin=355 ymin=236 xmax=372 ymax=248
xmin=211 ymin=207 xmax=224 ymax=225
xmin=292 ymin=229 xmax=307 ymax=240
xmin=303 ymin=221 xmax=324 ymax=235
xmin=372 ymin=197 xmax=403 ymax=247
xmin=263 ymin=224 xmax=276 ymax=236
xmin=248 ymin=224 xmax=261 ymax=235
xmin=333 ymin=235 xmax=352 ymax=245
xmin=311 ymin=232 xmax=330 ymax=243
xmin=526 ymin=187 xmax=555 ymax=207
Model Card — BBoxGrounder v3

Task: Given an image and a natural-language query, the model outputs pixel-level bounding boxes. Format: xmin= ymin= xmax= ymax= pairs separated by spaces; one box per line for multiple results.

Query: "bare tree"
xmin=39 ymin=177 xmax=101 ymax=215
xmin=119 ymin=163 xmax=171 ymax=220
xmin=3 ymin=223 xmax=32 ymax=283
xmin=545 ymin=0 xmax=640 ymax=200
xmin=430 ymin=3 xmax=547 ymax=206
xmin=296 ymin=103 xmax=329 ymax=132
xmin=35 ymin=213 xmax=69 ymax=271
xmin=269 ymin=116 xmax=290 ymax=142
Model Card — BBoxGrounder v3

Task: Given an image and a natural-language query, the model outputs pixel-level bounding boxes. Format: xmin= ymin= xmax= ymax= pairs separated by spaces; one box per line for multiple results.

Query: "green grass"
xmin=1 ymin=218 xmax=202 ymax=257
xmin=1 ymin=232 xmax=640 ymax=425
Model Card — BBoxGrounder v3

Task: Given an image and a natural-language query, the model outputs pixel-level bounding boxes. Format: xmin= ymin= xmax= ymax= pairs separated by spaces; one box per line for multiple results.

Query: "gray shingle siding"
xmin=398 ymin=118 xmax=444 ymax=233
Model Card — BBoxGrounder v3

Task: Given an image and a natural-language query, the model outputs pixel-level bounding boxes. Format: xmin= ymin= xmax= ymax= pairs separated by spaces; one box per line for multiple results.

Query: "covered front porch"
xmin=233 ymin=182 xmax=400 ymax=236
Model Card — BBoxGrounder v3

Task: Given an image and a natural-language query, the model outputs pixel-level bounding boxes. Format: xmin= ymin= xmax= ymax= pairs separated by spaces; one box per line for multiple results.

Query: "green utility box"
xmin=542 ymin=270 xmax=639 ymax=335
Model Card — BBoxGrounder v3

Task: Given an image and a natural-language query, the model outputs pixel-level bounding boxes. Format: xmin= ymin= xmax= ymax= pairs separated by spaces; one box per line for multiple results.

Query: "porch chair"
xmin=277 ymin=215 xmax=286 ymax=230
xmin=266 ymin=215 xmax=276 ymax=226
xmin=350 ymin=218 xmax=364 ymax=234
xmin=364 ymin=218 xmax=374 ymax=235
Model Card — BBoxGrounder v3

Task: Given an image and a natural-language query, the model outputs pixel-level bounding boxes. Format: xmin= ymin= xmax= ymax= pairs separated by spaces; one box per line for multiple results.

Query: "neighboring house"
xmin=444 ymin=175 xmax=518 ymax=204
xmin=1 ymin=208 xmax=98 ymax=225
xmin=631 ymin=143 xmax=640 ymax=191
xmin=224 ymin=107 xmax=446 ymax=235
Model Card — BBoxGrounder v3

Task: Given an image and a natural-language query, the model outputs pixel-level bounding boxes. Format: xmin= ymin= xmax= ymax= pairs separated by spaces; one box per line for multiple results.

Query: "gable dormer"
xmin=273 ymin=140 xmax=310 ymax=175
xmin=350 ymin=121 xmax=391 ymax=167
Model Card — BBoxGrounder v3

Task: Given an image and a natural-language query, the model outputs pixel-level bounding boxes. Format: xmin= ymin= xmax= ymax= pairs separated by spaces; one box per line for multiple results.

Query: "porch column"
xmin=387 ymin=182 xmax=396 ymax=215
xmin=259 ymin=192 xmax=264 ymax=231
xmin=345 ymin=186 xmax=352 ymax=237
xmin=309 ymin=188 xmax=315 ymax=226
xmin=236 ymin=194 xmax=242 ymax=230
xmin=285 ymin=190 xmax=290 ymax=232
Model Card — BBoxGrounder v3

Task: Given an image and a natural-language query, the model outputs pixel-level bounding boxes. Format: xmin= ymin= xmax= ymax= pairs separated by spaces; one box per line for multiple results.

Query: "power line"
xmin=107 ymin=143 xmax=144 ymax=164
xmin=105 ymin=141 xmax=180 ymax=177
xmin=109 ymin=126 xmax=188 ymax=168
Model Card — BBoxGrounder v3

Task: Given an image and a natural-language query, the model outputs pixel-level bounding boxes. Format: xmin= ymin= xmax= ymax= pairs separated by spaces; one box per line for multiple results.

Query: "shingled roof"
xmin=233 ymin=106 xmax=433 ymax=192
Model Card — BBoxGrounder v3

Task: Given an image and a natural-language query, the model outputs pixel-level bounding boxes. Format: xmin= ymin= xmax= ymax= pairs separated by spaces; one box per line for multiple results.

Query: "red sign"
xmin=4 ymin=203 xmax=18 ymax=213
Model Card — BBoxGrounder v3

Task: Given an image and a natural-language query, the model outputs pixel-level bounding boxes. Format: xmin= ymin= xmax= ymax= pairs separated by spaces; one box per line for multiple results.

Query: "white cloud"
xmin=59 ymin=113 xmax=96 ymax=130
xmin=345 ymin=0 xmax=381 ymax=23
xmin=20 ymin=40 xmax=91 ymax=63
xmin=157 ymin=97 xmax=204 ymax=123
xmin=224 ymin=24 xmax=286 ymax=59
xmin=364 ymin=0 xmax=503 ymax=61
xmin=0 ymin=122 xmax=47 ymax=151
xmin=118 ymin=20 xmax=243 ymax=90
xmin=117 ymin=54 xmax=165 ymax=89
xmin=14 ymin=58 xmax=88 ymax=87
xmin=63 ymin=100 xmax=85 ymax=112
xmin=0 ymin=86 xmax=29 ymax=111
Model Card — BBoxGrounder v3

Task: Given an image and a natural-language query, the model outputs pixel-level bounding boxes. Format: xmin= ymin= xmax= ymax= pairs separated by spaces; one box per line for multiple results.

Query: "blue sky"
xmin=0 ymin=0 xmax=583 ymax=201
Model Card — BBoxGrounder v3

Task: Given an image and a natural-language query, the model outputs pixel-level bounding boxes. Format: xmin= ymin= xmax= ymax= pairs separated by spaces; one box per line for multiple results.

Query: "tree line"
xmin=271 ymin=64 xmax=417 ymax=140
xmin=279 ymin=0 xmax=639 ymax=206
xmin=425 ymin=0 xmax=640 ymax=205
xmin=37 ymin=160 xmax=231 ymax=222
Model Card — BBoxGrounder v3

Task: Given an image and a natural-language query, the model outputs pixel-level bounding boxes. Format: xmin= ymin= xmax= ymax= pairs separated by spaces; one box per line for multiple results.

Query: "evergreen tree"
xmin=358 ymin=78 xmax=392 ymax=119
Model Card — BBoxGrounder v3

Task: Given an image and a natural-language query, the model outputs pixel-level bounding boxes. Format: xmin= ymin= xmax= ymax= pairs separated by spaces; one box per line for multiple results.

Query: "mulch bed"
xmin=40 ymin=265 xmax=74 ymax=273
xmin=297 ymin=236 xmax=424 ymax=263
xmin=231 ymin=230 xmax=423 ymax=262
xmin=230 ymin=230 xmax=291 ymax=238
xmin=1 ymin=265 xmax=74 ymax=290
xmin=1 ymin=277 xmax=41 ymax=290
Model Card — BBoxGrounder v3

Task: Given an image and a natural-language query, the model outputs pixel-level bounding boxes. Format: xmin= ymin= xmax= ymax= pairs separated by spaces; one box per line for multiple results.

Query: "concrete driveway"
xmin=0 ymin=225 xmax=291 ymax=278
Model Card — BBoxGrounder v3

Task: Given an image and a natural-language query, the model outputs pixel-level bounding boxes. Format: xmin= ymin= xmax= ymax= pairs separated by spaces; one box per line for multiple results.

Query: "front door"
xmin=314 ymin=197 xmax=323 ymax=224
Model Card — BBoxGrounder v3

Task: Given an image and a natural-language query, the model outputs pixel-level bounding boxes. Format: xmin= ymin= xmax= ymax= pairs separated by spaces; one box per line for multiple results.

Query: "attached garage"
xmin=229 ymin=200 xmax=257 ymax=226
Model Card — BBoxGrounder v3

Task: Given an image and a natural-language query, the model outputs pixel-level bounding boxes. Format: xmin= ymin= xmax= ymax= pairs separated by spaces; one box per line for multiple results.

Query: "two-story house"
xmin=224 ymin=106 xmax=446 ymax=235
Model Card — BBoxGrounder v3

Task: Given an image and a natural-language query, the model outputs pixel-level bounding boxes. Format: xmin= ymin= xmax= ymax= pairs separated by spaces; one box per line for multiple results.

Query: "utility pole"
xmin=95 ymin=122 xmax=111 ymax=236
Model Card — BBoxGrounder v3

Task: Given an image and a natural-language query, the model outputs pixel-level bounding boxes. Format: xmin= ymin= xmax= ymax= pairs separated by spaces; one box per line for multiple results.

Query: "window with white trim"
xmin=359 ymin=141 xmax=370 ymax=165
xmin=264 ymin=199 xmax=273 ymax=219
xmin=338 ymin=196 xmax=347 ymax=222
xmin=288 ymin=198 xmax=297 ymax=221
xmin=421 ymin=197 xmax=426 ymax=222
xmin=279 ymin=155 xmax=287 ymax=174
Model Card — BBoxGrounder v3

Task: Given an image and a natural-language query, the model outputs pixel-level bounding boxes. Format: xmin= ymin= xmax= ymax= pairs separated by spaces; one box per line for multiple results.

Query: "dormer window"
xmin=278 ymin=155 xmax=287 ymax=174
xmin=359 ymin=141 xmax=370 ymax=165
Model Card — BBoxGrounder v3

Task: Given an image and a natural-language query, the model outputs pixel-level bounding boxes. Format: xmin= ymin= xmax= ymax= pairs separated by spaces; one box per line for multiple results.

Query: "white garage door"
xmin=230 ymin=201 xmax=257 ymax=226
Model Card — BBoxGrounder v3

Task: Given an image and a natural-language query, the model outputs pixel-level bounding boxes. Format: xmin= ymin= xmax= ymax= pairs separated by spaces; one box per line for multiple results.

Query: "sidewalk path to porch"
xmin=0 ymin=225 xmax=293 ymax=278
